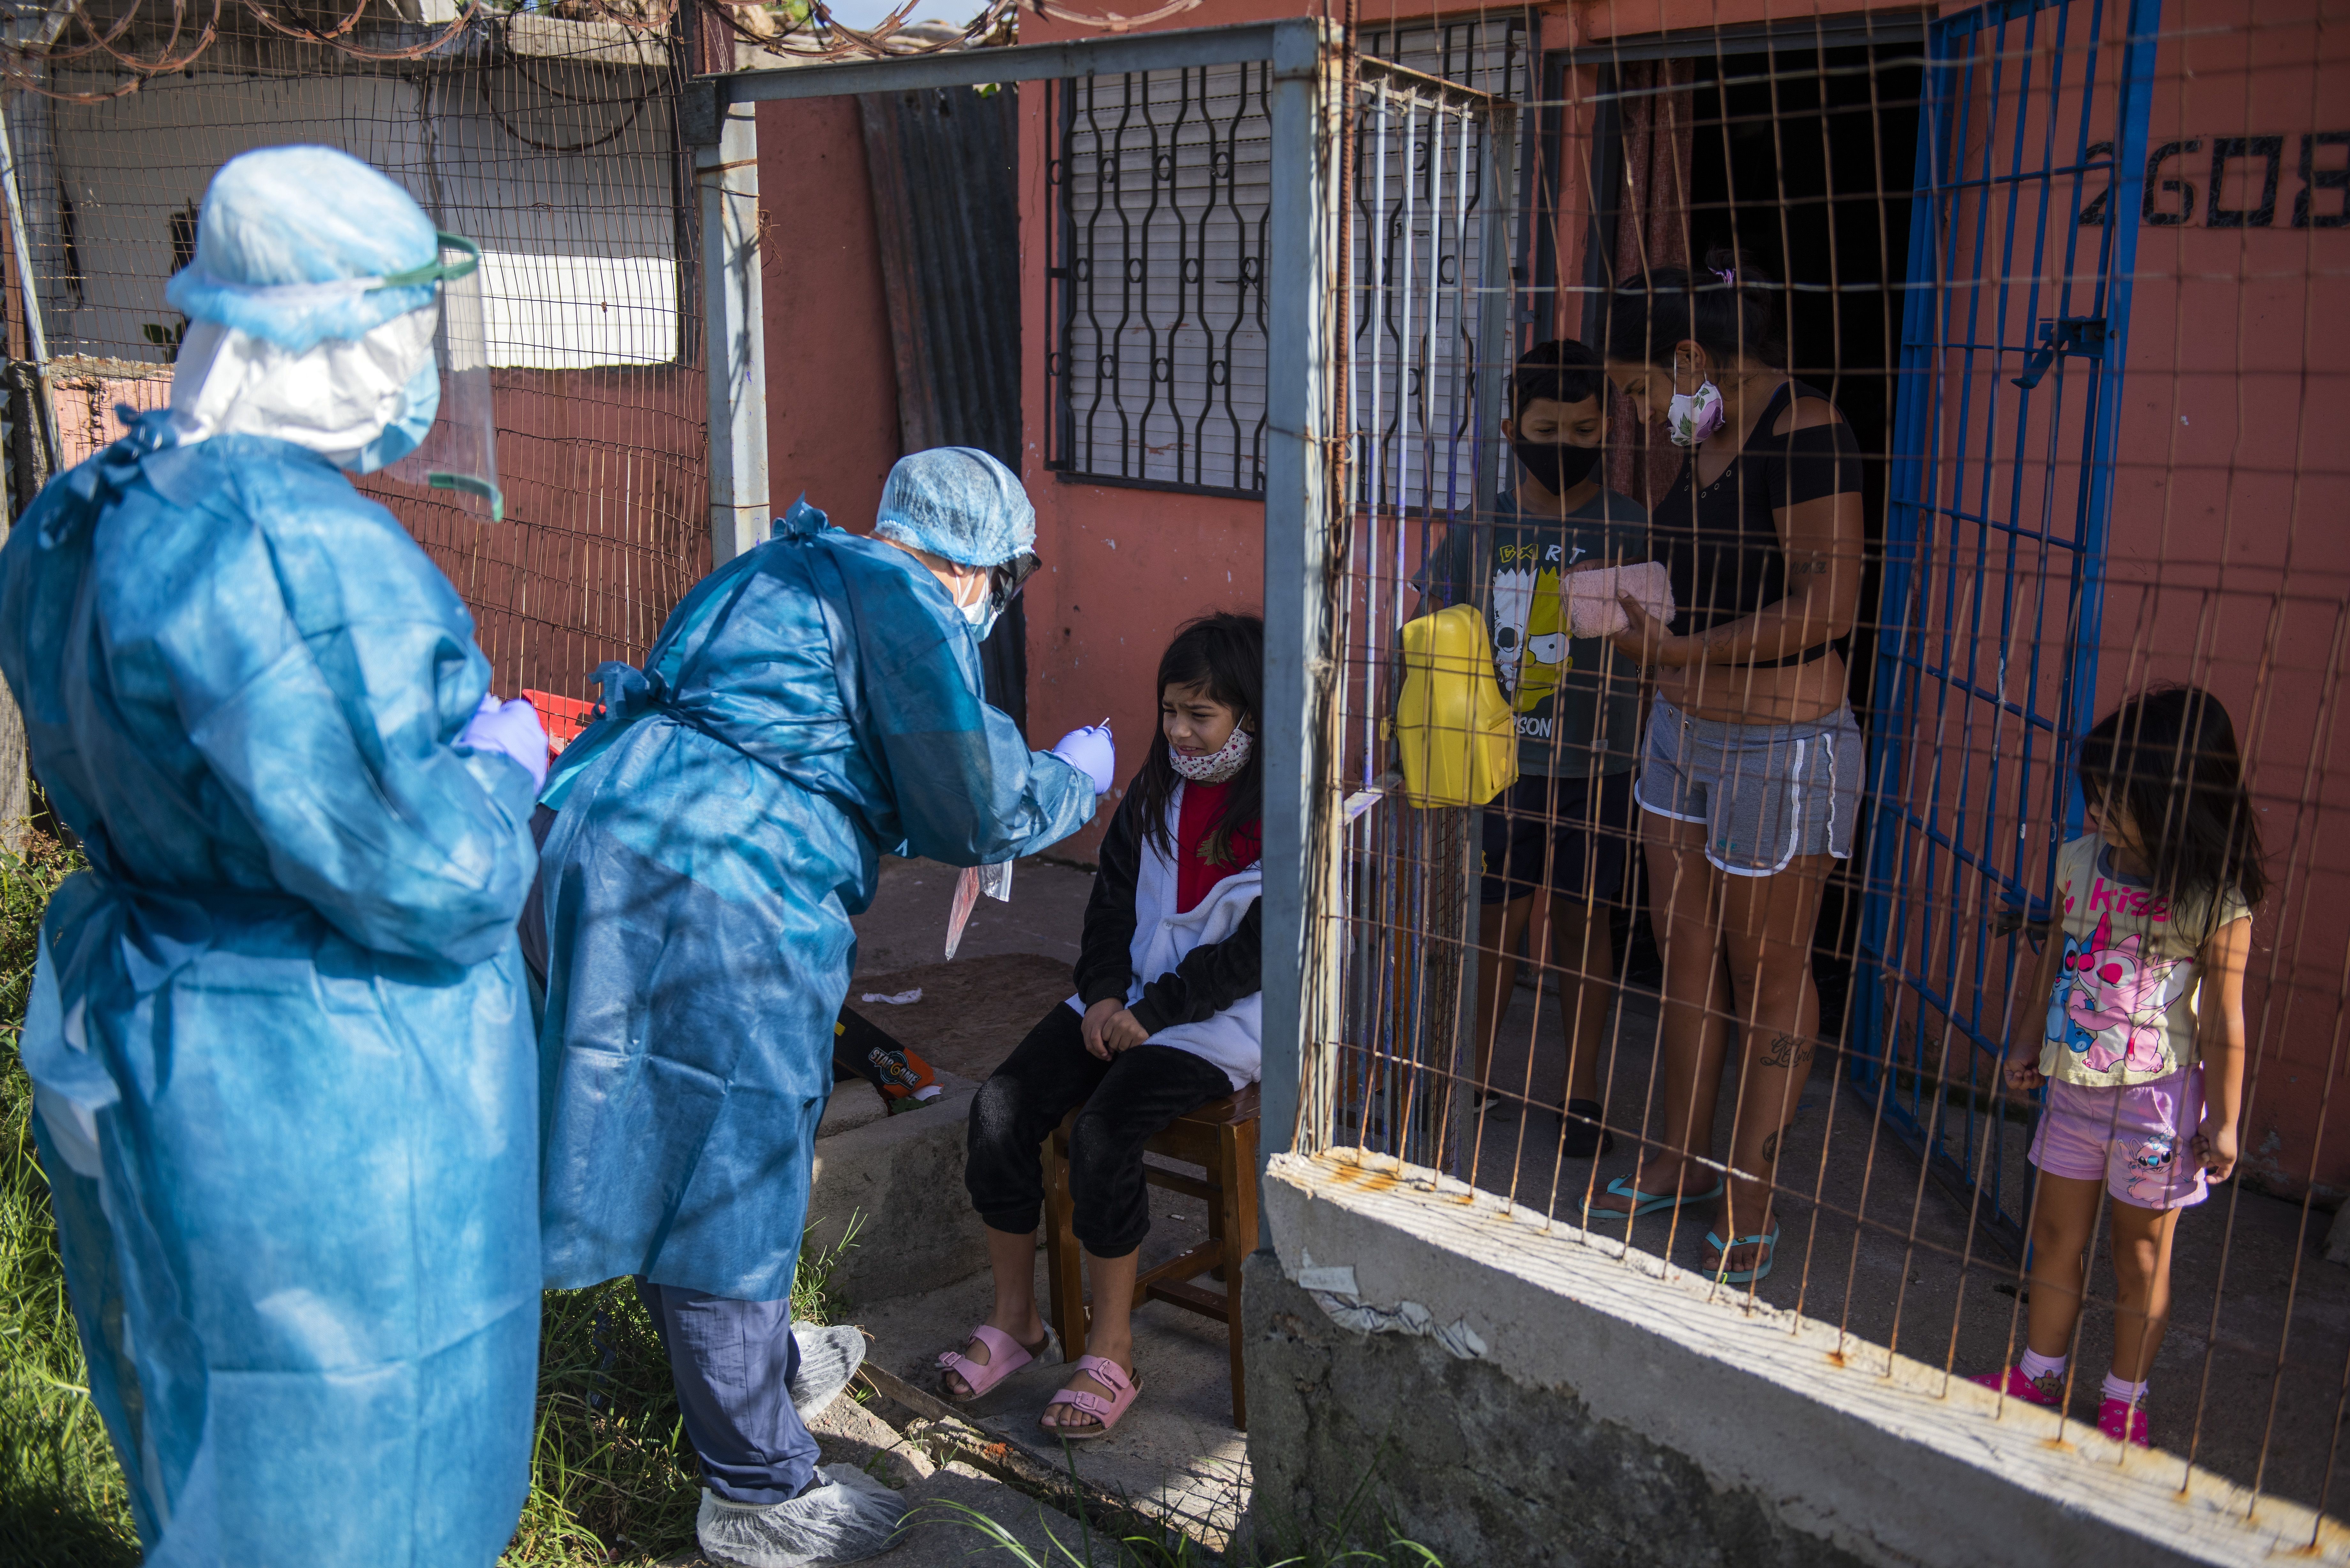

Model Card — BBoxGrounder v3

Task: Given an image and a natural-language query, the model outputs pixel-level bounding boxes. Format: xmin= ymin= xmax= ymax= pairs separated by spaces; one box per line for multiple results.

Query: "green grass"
xmin=0 ymin=832 xmax=140 ymax=1568
xmin=0 ymin=824 xmax=868 ymax=1566
xmin=507 ymin=1218 xmax=863 ymax=1565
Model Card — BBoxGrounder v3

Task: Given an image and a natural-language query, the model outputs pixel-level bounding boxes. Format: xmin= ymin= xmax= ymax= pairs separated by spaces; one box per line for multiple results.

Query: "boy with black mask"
xmin=1416 ymin=337 xmax=1650 ymax=1156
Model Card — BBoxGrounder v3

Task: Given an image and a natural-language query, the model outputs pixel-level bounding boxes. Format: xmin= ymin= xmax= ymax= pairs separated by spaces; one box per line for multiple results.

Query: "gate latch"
xmin=1992 ymin=896 xmax=2057 ymax=952
xmin=2011 ymin=317 xmax=2108 ymax=390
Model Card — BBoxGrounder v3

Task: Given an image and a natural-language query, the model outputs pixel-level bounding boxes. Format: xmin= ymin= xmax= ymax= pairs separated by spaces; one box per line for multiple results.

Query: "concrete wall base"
xmin=1246 ymin=1150 xmax=2344 ymax=1568
xmin=1242 ymin=1255 xmax=1871 ymax=1568
xmin=808 ymin=1078 xmax=984 ymax=1308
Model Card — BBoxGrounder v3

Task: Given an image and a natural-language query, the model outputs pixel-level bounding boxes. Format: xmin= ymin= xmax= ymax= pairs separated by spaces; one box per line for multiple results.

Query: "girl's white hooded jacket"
xmin=1063 ymin=781 xmax=1262 ymax=1089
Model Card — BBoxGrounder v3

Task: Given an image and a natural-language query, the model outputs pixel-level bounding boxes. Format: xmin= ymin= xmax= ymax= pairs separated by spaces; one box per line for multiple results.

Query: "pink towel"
xmin=1564 ymin=562 xmax=1675 ymax=640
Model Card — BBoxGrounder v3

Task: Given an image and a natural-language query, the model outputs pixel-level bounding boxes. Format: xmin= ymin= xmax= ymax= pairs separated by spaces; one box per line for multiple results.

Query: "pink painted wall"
xmin=760 ymin=96 xmax=901 ymax=540
xmin=1853 ymin=0 xmax=2350 ymax=1200
xmin=45 ymin=361 xmax=171 ymax=469
xmin=2094 ymin=0 xmax=2350 ymax=1196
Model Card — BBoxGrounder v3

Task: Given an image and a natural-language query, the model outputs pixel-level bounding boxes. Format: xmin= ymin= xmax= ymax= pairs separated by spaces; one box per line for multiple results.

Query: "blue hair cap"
xmin=165 ymin=146 xmax=440 ymax=354
xmin=871 ymin=447 xmax=1035 ymax=568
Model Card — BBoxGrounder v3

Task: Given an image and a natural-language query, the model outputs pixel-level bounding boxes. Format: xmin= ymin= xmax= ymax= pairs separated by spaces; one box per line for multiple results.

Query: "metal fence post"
xmin=1260 ymin=15 xmax=1338 ymax=1224
xmin=700 ymin=100 xmax=769 ymax=565
xmin=1440 ymin=94 xmax=1520 ymax=1175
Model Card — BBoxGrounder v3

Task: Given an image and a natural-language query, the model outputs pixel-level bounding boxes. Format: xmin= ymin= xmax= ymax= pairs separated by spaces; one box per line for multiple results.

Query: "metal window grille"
xmin=1349 ymin=61 xmax=1515 ymax=519
xmin=1045 ymin=64 xmax=1274 ymax=496
xmin=1044 ymin=14 xmax=1526 ymax=499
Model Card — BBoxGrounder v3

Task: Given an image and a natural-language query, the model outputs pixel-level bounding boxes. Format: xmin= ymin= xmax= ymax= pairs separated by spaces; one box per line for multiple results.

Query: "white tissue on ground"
xmin=859 ymin=989 xmax=921 ymax=1005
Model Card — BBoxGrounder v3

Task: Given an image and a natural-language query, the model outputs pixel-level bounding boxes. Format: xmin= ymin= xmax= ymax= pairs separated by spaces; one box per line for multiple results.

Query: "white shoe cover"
xmin=789 ymin=1323 xmax=867 ymax=1419
xmin=697 ymin=1466 xmax=904 ymax=1567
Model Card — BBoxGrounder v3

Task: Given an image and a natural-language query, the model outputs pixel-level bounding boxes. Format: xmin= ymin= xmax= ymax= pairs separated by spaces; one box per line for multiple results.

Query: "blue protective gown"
xmin=0 ymin=415 xmax=542 ymax=1568
xmin=536 ymin=503 xmax=1095 ymax=1301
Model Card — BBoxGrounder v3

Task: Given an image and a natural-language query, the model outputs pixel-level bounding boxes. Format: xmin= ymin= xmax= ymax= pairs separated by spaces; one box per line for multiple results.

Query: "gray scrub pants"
xmin=636 ymin=1279 xmax=819 ymax=1504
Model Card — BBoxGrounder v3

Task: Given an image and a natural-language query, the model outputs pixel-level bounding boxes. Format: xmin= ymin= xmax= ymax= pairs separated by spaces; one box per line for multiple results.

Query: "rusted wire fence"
xmin=1307 ymin=3 xmax=2350 ymax=1538
xmin=3 ymin=7 xmax=712 ymax=698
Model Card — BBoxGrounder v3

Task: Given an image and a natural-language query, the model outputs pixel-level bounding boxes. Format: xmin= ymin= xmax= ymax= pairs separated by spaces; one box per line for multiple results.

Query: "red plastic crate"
xmin=522 ymin=689 xmax=602 ymax=756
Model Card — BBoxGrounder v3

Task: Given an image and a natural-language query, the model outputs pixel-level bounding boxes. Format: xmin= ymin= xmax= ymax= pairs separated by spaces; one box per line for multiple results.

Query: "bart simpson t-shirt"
xmin=2038 ymin=834 xmax=2252 ymax=1089
xmin=1413 ymin=489 xmax=1649 ymax=778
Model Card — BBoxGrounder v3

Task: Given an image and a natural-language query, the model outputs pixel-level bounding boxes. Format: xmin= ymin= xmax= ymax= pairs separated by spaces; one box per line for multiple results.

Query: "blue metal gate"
xmin=1854 ymin=0 xmax=2163 ymax=1256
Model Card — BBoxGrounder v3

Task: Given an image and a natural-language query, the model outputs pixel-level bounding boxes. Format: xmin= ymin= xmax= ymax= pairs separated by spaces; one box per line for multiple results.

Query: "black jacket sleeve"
xmin=1072 ymin=790 xmax=1145 ymax=1007
xmin=517 ymin=803 xmax=561 ymax=992
xmin=1129 ymin=893 xmax=1262 ymax=1035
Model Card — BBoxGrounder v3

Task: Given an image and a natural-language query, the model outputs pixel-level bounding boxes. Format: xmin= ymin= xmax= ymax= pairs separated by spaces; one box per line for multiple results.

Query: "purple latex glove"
xmin=458 ymin=693 xmax=550 ymax=791
xmin=1050 ymin=720 xmax=1115 ymax=795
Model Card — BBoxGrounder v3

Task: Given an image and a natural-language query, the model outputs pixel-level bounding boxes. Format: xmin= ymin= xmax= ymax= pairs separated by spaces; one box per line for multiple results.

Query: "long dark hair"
xmin=1131 ymin=612 xmax=1264 ymax=867
xmin=2078 ymin=684 xmax=2267 ymax=930
xmin=1601 ymin=245 xmax=1788 ymax=371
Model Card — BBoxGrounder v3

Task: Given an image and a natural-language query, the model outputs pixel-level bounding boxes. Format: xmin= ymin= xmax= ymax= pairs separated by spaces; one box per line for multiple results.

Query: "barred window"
xmin=1044 ymin=14 xmax=1529 ymax=502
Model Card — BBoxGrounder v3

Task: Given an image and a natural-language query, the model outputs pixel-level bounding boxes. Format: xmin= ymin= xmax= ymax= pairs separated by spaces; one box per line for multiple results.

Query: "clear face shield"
xmin=378 ymin=232 xmax=502 ymax=521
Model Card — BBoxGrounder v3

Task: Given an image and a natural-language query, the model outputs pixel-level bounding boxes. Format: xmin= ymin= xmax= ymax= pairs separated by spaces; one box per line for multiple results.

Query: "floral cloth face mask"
xmin=1666 ymin=376 xmax=1726 ymax=447
xmin=1169 ymin=724 xmax=1253 ymax=784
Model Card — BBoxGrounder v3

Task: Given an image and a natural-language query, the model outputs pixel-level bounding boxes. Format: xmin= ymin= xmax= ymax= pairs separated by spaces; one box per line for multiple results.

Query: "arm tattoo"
xmin=1760 ymin=1033 xmax=1813 ymax=1070
xmin=1760 ymin=1130 xmax=1781 ymax=1167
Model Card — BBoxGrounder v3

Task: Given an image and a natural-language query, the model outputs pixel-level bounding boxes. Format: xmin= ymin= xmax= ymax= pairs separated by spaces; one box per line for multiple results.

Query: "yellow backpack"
xmin=1392 ymin=604 xmax=1519 ymax=808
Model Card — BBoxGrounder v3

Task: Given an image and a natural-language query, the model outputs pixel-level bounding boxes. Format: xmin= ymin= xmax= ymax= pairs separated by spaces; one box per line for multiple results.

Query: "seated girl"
xmin=938 ymin=611 xmax=1264 ymax=1438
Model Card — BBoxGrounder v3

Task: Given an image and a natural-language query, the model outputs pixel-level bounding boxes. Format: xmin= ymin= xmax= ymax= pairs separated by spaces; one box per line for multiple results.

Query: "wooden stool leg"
xmin=1219 ymin=1118 xmax=1259 ymax=1431
xmin=1043 ymin=1129 xmax=1089 ymax=1361
xmin=1207 ymin=1165 xmax=1227 ymax=1283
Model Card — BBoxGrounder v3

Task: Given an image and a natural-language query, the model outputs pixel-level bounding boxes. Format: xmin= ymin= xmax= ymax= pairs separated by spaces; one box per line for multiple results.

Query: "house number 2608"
xmin=2077 ymin=134 xmax=2348 ymax=228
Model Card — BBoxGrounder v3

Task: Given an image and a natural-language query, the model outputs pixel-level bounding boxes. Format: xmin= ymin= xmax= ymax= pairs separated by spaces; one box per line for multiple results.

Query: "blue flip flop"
xmin=1705 ymin=1221 xmax=1781 ymax=1285
xmin=1593 ymin=1174 xmax=1725 ymax=1219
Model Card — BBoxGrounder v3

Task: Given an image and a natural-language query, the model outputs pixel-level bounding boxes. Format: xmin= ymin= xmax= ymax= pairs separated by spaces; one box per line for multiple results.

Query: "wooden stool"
xmin=1041 ymin=1083 xmax=1259 ymax=1429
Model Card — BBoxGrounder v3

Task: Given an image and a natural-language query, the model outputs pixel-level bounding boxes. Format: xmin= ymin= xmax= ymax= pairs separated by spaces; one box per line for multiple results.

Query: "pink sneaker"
xmin=1972 ymin=1366 xmax=2064 ymax=1407
xmin=2098 ymin=1396 xmax=2152 ymax=1448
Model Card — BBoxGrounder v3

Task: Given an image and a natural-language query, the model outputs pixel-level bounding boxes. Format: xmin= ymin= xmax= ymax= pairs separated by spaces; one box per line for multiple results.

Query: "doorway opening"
xmin=1603 ymin=40 xmax=1924 ymax=1037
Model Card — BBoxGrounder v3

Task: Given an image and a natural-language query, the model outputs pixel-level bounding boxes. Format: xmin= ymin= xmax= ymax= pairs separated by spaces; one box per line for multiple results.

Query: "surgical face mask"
xmin=1665 ymin=375 xmax=1726 ymax=447
xmin=1511 ymin=436 xmax=1603 ymax=496
xmin=1169 ymin=725 xmax=1252 ymax=784
xmin=962 ymin=597 xmax=1001 ymax=640
xmin=352 ymin=357 xmax=440 ymax=475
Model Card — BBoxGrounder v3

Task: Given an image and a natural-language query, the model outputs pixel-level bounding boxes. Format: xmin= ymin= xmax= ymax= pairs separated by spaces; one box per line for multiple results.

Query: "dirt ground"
xmin=843 ymin=952 xmax=1078 ymax=1084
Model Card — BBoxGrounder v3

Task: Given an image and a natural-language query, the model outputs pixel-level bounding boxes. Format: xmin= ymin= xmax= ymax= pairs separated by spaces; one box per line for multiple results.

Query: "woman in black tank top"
xmin=1650 ymin=375 xmax=1863 ymax=670
xmin=1577 ymin=252 xmax=1867 ymax=1288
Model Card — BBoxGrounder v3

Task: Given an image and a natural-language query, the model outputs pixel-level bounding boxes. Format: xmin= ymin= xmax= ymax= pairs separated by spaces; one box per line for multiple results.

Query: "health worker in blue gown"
xmin=534 ymin=447 xmax=1115 ymax=1568
xmin=0 ymin=146 xmax=549 ymax=1567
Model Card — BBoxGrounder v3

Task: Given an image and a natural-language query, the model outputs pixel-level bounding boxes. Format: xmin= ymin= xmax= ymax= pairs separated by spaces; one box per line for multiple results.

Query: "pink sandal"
xmin=937 ymin=1322 xmax=1059 ymax=1403
xmin=1039 ymin=1354 xmax=1142 ymax=1441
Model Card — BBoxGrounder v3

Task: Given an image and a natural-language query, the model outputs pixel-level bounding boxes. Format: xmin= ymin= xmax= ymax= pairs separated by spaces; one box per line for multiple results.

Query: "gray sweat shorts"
xmin=1634 ymin=695 xmax=1862 ymax=877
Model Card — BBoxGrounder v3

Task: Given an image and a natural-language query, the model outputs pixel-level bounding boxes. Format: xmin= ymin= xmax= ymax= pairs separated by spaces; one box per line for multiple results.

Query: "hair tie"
xmin=1711 ymin=267 xmax=1737 ymax=286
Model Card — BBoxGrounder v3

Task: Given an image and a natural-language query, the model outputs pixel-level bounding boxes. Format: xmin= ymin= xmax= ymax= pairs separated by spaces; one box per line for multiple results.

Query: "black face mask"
xmin=1511 ymin=437 xmax=1603 ymax=497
